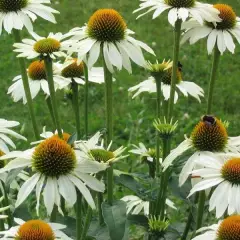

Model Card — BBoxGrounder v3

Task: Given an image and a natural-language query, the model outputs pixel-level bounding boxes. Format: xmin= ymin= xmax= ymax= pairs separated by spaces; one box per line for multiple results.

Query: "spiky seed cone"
xmin=221 ymin=158 xmax=240 ymax=185
xmin=191 ymin=115 xmax=228 ymax=152
xmin=16 ymin=220 xmax=55 ymax=240
xmin=28 ymin=61 xmax=46 ymax=80
xmin=164 ymin=0 xmax=195 ymax=8
xmin=0 ymin=0 xmax=27 ymax=12
xmin=90 ymin=149 xmax=114 ymax=163
xmin=61 ymin=60 xmax=84 ymax=78
xmin=34 ymin=38 xmax=60 ymax=54
xmin=87 ymin=9 xmax=127 ymax=42
xmin=32 ymin=136 xmax=76 ymax=177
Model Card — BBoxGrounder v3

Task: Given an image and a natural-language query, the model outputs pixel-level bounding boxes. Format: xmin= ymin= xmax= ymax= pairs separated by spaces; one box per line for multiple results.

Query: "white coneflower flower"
xmin=162 ymin=115 xmax=240 ymax=186
xmin=192 ymin=215 xmax=240 ymax=240
xmin=129 ymin=143 xmax=156 ymax=163
xmin=129 ymin=60 xmax=204 ymax=103
xmin=181 ymin=4 xmax=240 ymax=54
xmin=121 ymin=195 xmax=176 ymax=216
xmin=0 ymin=119 xmax=26 ymax=153
xmin=13 ymin=32 xmax=72 ymax=60
xmin=76 ymin=132 xmax=128 ymax=165
xmin=0 ymin=218 xmax=72 ymax=239
xmin=189 ymin=153 xmax=240 ymax=218
xmin=8 ymin=60 xmax=71 ymax=104
xmin=0 ymin=0 xmax=59 ymax=34
xmin=134 ymin=0 xmax=221 ymax=26
xmin=55 ymin=58 xmax=105 ymax=85
xmin=0 ymin=135 xmax=107 ymax=216
xmin=68 ymin=9 xmax=155 ymax=73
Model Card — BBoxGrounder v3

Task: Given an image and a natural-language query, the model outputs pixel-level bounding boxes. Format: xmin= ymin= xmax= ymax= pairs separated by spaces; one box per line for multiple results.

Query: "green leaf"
xmin=13 ymin=203 xmax=32 ymax=220
xmin=88 ymin=221 xmax=110 ymax=240
xmin=68 ymin=132 xmax=77 ymax=145
xmin=102 ymin=200 xmax=127 ymax=240
xmin=5 ymin=168 xmax=25 ymax=189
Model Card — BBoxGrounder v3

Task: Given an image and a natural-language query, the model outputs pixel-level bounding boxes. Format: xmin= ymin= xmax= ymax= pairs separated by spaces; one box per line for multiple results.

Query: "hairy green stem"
xmin=207 ymin=45 xmax=221 ymax=114
xmin=83 ymin=63 xmax=89 ymax=139
xmin=195 ymin=191 xmax=206 ymax=231
xmin=181 ymin=206 xmax=193 ymax=240
xmin=97 ymin=193 xmax=104 ymax=225
xmin=12 ymin=29 xmax=40 ymax=140
xmin=103 ymin=50 xmax=114 ymax=205
xmin=72 ymin=79 xmax=81 ymax=138
xmin=155 ymin=78 xmax=162 ymax=176
xmin=80 ymin=206 xmax=93 ymax=240
xmin=44 ymin=57 xmax=63 ymax=139
xmin=1 ymin=182 xmax=13 ymax=228
xmin=167 ymin=20 xmax=182 ymax=121
xmin=76 ymin=191 xmax=82 ymax=240
xmin=46 ymin=97 xmax=56 ymax=128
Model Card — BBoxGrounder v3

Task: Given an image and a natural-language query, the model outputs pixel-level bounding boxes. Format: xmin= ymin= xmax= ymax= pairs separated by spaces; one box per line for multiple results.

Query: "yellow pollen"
xmin=61 ymin=59 xmax=84 ymax=78
xmin=28 ymin=61 xmax=46 ymax=80
xmin=32 ymin=136 xmax=76 ymax=177
xmin=34 ymin=38 xmax=61 ymax=54
xmin=221 ymin=158 xmax=240 ymax=184
xmin=15 ymin=220 xmax=55 ymax=240
xmin=191 ymin=116 xmax=228 ymax=152
xmin=214 ymin=4 xmax=236 ymax=29
xmin=87 ymin=9 xmax=127 ymax=42
xmin=217 ymin=215 xmax=240 ymax=240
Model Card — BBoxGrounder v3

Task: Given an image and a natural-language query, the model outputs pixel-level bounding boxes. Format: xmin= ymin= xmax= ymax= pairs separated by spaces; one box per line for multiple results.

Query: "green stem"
xmin=83 ymin=63 xmax=89 ymax=139
xmin=12 ymin=29 xmax=40 ymax=140
xmin=50 ymin=205 xmax=57 ymax=222
xmin=181 ymin=207 xmax=193 ymax=240
xmin=155 ymin=78 xmax=162 ymax=176
xmin=72 ymin=79 xmax=81 ymax=138
xmin=195 ymin=191 xmax=206 ymax=231
xmin=102 ymin=49 xmax=114 ymax=205
xmin=1 ymin=182 xmax=13 ymax=228
xmin=46 ymin=97 xmax=56 ymax=128
xmin=44 ymin=57 xmax=63 ymax=139
xmin=97 ymin=192 xmax=104 ymax=225
xmin=76 ymin=191 xmax=82 ymax=240
xmin=155 ymin=138 xmax=169 ymax=216
xmin=167 ymin=19 xmax=182 ymax=122
xmin=80 ymin=206 xmax=93 ymax=240
xmin=207 ymin=45 xmax=221 ymax=114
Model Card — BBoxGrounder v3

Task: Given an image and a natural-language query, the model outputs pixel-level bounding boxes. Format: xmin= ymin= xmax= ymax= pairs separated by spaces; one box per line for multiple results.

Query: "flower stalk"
xmin=44 ymin=56 xmax=63 ymax=139
xmin=76 ymin=191 xmax=82 ymax=240
xmin=46 ymin=97 xmax=56 ymax=128
xmin=167 ymin=19 xmax=182 ymax=121
xmin=72 ymin=79 xmax=81 ymax=138
xmin=84 ymin=62 xmax=89 ymax=139
xmin=12 ymin=29 xmax=40 ymax=140
xmin=102 ymin=48 xmax=114 ymax=205
xmin=207 ymin=45 xmax=221 ymax=114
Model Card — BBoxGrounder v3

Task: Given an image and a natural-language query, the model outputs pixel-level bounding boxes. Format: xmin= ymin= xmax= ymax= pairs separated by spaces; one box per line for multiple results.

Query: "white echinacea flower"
xmin=0 ymin=119 xmax=26 ymax=153
xmin=133 ymin=0 xmax=221 ymax=26
xmin=68 ymin=9 xmax=155 ymax=73
xmin=0 ymin=0 xmax=59 ymax=34
xmin=192 ymin=215 xmax=240 ymax=240
xmin=76 ymin=132 xmax=128 ymax=165
xmin=181 ymin=4 xmax=240 ymax=54
xmin=162 ymin=115 xmax=240 ymax=186
xmin=0 ymin=218 xmax=72 ymax=240
xmin=122 ymin=195 xmax=176 ymax=216
xmin=8 ymin=60 xmax=71 ymax=104
xmin=55 ymin=58 xmax=105 ymax=85
xmin=189 ymin=153 xmax=240 ymax=218
xmin=13 ymin=32 xmax=72 ymax=60
xmin=129 ymin=60 xmax=204 ymax=103
xmin=0 ymin=135 xmax=107 ymax=216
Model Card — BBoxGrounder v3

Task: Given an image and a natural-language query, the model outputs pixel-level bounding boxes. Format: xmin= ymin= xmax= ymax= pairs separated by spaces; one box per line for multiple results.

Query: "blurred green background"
xmin=0 ymin=0 xmax=240 ymax=150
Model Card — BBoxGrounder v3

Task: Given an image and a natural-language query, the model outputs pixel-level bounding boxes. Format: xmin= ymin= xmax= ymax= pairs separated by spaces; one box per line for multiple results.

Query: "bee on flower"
xmin=129 ymin=59 xmax=204 ymax=103
xmin=162 ymin=115 xmax=240 ymax=186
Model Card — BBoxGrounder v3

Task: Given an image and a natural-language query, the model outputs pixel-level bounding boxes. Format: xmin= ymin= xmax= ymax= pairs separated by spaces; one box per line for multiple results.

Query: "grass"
xmin=0 ymin=0 xmax=240 ymax=239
